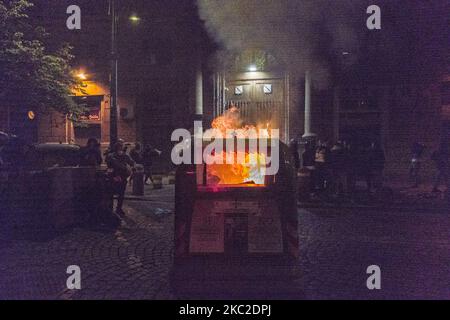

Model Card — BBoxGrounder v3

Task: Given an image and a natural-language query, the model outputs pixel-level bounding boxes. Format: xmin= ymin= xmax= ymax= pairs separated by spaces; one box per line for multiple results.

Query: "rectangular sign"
xmin=189 ymin=199 xmax=283 ymax=254
xmin=189 ymin=200 xmax=225 ymax=253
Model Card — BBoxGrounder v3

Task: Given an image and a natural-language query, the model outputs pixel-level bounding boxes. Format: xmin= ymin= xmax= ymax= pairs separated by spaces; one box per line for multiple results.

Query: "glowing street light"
xmin=129 ymin=13 xmax=141 ymax=23
xmin=76 ymin=72 xmax=87 ymax=80
xmin=248 ymin=64 xmax=258 ymax=72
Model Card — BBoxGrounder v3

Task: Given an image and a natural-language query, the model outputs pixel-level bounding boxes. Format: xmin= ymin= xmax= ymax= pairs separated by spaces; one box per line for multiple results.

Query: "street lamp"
xmin=248 ymin=64 xmax=258 ymax=72
xmin=76 ymin=72 xmax=87 ymax=80
xmin=129 ymin=13 xmax=141 ymax=23
xmin=109 ymin=0 xmax=140 ymax=149
xmin=109 ymin=0 xmax=118 ymax=149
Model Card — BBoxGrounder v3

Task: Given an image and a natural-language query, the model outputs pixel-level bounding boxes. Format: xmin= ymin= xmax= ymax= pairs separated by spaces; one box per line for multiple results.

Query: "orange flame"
xmin=207 ymin=151 xmax=267 ymax=185
xmin=206 ymin=106 xmax=269 ymax=186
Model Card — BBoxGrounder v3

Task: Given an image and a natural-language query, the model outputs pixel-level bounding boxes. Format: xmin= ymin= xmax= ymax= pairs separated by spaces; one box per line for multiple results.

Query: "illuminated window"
xmin=74 ymin=95 xmax=103 ymax=122
xmin=263 ymin=84 xmax=272 ymax=94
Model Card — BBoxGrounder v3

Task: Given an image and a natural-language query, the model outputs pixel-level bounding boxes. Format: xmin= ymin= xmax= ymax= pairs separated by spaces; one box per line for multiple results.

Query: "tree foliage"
xmin=0 ymin=0 xmax=84 ymax=119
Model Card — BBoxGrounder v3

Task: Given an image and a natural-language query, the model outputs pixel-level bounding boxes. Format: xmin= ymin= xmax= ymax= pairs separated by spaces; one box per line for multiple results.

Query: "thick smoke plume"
xmin=197 ymin=0 xmax=366 ymax=87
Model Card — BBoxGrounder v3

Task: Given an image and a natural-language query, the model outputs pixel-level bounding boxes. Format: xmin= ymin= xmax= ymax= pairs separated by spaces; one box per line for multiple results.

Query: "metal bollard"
xmin=132 ymin=164 xmax=145 ymax=196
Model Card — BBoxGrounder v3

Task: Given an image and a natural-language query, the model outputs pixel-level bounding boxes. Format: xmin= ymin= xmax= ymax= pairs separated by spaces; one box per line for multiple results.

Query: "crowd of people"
xmin=300 ymin=140 xmax=386 ymax=199
xmin=1 ymin=132 xmax=448 ymax=209
xmin=297 ymin=138 xmax=449 ymax=200
xmin=79 ymin=138 xmax=161 ymax=216
xmin=409 ymin=141 xmax=449 ymax=193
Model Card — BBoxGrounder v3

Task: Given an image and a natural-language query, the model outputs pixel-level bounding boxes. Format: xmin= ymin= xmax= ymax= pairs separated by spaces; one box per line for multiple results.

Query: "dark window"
xmin=143 ymin=40 xmax=173 ymax=66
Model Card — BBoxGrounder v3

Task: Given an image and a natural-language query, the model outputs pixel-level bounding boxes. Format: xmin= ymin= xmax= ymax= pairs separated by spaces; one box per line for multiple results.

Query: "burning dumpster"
xmin=171 ymin=134 xmax=299 ymax=297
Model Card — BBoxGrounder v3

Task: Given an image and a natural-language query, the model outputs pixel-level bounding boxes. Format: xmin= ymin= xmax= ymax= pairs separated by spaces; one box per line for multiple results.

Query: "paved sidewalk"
xmin=124 ymin=175 xmax=175 ymax=202
xmin=299 ymin=181 xmax=448 ymax=211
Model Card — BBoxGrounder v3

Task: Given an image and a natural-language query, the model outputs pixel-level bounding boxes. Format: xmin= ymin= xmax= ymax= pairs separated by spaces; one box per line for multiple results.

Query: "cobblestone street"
xmin=1 ymin=185 xmax=450 ymax=299
xmin=0 ymin=186 xmax=175 ymax=300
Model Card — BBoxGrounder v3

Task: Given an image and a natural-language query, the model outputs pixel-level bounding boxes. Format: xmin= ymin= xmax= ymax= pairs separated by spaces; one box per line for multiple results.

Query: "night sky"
xmin=26 ymin=0 xmax=450 ymax=86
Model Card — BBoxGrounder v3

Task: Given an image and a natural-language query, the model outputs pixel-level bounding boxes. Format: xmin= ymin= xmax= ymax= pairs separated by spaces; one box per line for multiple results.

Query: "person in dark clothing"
xmin=130 ymin=143 xmax=144 ymax=165
xmin=103 ymin=138 xmax=125 ymax=159
xmin=314 ymin=141 xmax=331 ymax=191
xmin=366 ymin=142 xmax=386 ymax=192
xmin=431 ymin=143 xmax=449 ymax=193
xmin=289 ymin=139 xmax=300 ymax=170
xmin=106 ymin=142 xmax=134 ymax=216
xmin=410 ymin=142 xmax=425 ymax=187
xmin=302 ymin=141 xmax=317 ymax=195
xmin=129 ymin=142 xmax=144 ymax=186
xmin=302 ymin=142 xmax=316 ymax=168
xmin=80 ymin=138 xmax=102 ymax=167
xmin=330 ymin=141 xmax=347 ymax=196
xmin=142 ymin=145 xmax=161 ymax=185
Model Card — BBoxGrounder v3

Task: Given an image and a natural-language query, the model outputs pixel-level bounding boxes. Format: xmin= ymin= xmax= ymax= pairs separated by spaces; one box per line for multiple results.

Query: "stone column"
xmin=195 ymin=61 xmax=203 ymax=120
xmin=303 ymin=70 xmax=316 ymax=139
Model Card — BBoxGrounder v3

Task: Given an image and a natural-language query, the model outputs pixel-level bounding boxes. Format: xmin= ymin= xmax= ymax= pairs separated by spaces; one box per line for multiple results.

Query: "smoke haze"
xmin=197 ymin=0 xmax=367 ymax=86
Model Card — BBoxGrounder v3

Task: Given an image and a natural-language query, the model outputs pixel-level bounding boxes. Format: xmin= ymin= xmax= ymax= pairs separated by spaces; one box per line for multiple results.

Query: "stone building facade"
xmin=36 ymin=79 xmax=136 ymax=147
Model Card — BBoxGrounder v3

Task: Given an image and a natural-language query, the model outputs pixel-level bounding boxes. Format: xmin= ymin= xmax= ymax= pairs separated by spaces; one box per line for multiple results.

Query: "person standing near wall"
xmin=143 ymin=145 xmax=161 ymax=186
xmin=129 ymin=142 xmax=144 ymax=186
xmin=302 ymin=141 xmax=316 ymax=196
xmin=80 ymin=138 xmax=103 ymax=167
xmin=289 ymin=139 xmax=300 ymax=170
xmin=130 ymin=143 xmax=144 ymax=165
xmin=330 ymin=141 xmax=347 ymax=197
xmin=314 ymin=141 xmax=331 ymax=192
xmin=106 ymin=141 xmax=135 ymax=216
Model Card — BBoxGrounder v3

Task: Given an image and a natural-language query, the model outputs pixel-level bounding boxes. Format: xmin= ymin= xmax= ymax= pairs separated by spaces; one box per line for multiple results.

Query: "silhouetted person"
xmin=129 ymin=142 xmax=144 ymax=186
xmin=106 ymin=142 xmax=134 ymax=216
xmin=130 ymin=142 xmax=144 ymax=165
xmin=103 ymin=138 xmax=125 ymax=159
xmin=410 ymin=141 xmax=425 ymax=187
xmin=302 ymin=141 xmax=316 ymax=194
xmin=315 ymin=141 xmax=331 ymax=191
xmin=367 ymin=142 xmax=385 ymax=192
xmin=80 ymin=138 xmax=102 ymax=167
xmin=330 ymin=141 xmax=347 ymax=196
xmin=289 ymin=139 xmax=300 ymax=170
xmin=431 ymin=143 xmax=449 ymax=193
xmin=143 ymin=145 xmax=161 ymax=185
xmin=302 ymin=142 xmax=316 ymax=168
